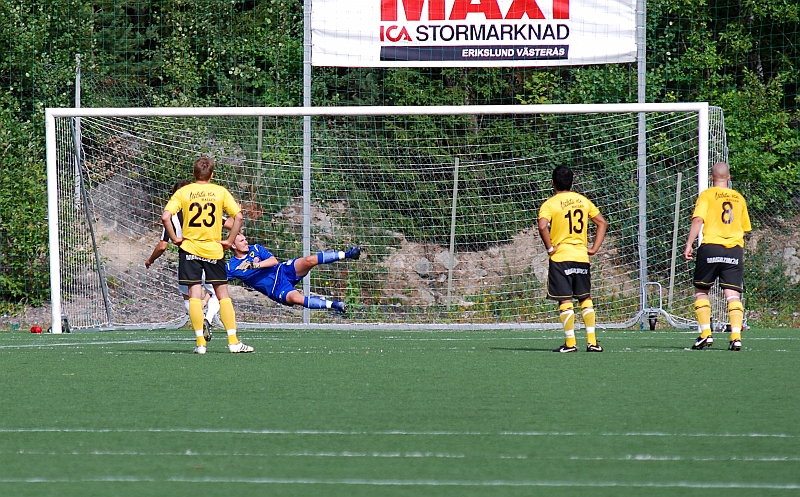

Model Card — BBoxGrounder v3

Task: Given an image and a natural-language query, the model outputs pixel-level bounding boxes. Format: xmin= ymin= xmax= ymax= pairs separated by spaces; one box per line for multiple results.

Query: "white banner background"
xmin=312 ymin=0 xmax=636 ymax=67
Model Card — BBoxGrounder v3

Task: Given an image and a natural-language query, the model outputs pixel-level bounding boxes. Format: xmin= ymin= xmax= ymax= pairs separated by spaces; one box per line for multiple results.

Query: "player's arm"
xmin=537 ymin=217 xmax=557 ymax=255
xmin=161 ymin=210 xmax=182 ymax=245
xmin=683 ymin=216 xmax=705 ymax=260
xmin=223 ymin=216 xmax=235 ymax=230
xmin=220 ymin=211 xmax=243 ymax=250
xmin=587 ymin=213 xmax=608 ymax=256
xmin=145 ymin=240 xmax=169 ymax=268
xmin=253 ymin=256 xmax=278 ymax=269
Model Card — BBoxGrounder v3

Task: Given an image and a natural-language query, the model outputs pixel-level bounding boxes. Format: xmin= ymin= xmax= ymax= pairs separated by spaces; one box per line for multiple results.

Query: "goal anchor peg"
xmin=648 ymin=312 xmax=658 ymax=331
xmin=46 ymin=316 xmax=72 ymax=334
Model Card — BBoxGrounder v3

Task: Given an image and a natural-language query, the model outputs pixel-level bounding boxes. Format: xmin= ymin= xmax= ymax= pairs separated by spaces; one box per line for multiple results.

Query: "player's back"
xmin=539 ymin=191 xmax=600 ymax=263
xmin=695 ymin=187 xmax=751 ymax=248
xmin=165 ymin=182 xmax=240 ymax=259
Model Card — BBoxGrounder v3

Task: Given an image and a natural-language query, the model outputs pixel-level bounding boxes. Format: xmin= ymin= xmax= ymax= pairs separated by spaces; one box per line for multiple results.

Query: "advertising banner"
xmin=312 ymin=0 xmax=637 ymax=67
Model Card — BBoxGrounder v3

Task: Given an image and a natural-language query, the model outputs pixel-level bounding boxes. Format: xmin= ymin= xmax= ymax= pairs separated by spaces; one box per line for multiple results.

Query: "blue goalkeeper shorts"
xmin=268 ymin=259 xmax=304 ymax=305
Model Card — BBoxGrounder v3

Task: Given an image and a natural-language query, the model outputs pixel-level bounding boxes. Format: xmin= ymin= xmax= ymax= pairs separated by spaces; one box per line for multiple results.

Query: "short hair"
xmin=193 ymin=157 xmax=214 ymax=181
xmin=552 ymin=166 xmax=574 ymax=191
xmin=171 ymin=180 xmax=191 ymax=195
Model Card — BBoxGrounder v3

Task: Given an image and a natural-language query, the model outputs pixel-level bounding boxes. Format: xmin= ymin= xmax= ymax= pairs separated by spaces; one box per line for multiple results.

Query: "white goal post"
xmin=45 ymin=102 xmax=726 ymax=333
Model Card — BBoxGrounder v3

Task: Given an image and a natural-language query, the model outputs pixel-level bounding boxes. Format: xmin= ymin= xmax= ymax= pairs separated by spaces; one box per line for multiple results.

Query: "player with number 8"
xmin=683 ymin=162 xmax=751 ymax=351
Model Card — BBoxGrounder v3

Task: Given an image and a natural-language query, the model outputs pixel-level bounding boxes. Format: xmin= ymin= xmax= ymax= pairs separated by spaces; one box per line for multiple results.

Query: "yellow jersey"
xmin=164 ymin=182 xmax=241 ymax=260
xmin=538 ymin=191 xmax=600 ymax=263
xmin=693 ymin=186 xmax=751 ymax=248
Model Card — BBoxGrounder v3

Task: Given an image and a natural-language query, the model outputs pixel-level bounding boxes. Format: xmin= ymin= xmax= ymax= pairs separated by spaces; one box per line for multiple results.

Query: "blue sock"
xmin=317 ymin=251 xmax=344 ymax=264
xmin=304 ymin=296 xmax=332 ymax=309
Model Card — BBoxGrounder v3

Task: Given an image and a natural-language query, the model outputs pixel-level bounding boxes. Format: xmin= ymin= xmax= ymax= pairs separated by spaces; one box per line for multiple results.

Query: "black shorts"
xmin=178 ymin=249 xmax=227 ymax=286
xmin=547 ymin=261 xmax=591 ymax=301
xmin=693 ymin=244 xmax=745 ymax=293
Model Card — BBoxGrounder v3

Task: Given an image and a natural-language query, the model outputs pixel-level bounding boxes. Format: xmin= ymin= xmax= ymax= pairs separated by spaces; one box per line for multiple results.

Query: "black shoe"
xmin=553 ymin=344 xmax=578 ymax=353
xmin=203 ymin=319 xmax=212 ymax=342
xmin=333 ymin=302 xmax=347 ymax=315
xmin=691 ymin=335 xmax=713 ymax=350
xmin=728 ymin=339 xmax=742 ymax=351
xmin=345 ymin=246 xmax=361 ymax=260
xmin=586 ymin=343 xmax=604 ymax=352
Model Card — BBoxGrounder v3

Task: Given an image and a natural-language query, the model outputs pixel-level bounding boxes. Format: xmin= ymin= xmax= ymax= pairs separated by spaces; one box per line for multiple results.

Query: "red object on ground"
xmin=31 ymin=326 xmax=42 ymax=334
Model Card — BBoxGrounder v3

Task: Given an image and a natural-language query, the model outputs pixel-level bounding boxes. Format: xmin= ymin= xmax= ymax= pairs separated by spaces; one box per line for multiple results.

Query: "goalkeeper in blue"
xmin=226 ymin=233 xmax=360 ymax=314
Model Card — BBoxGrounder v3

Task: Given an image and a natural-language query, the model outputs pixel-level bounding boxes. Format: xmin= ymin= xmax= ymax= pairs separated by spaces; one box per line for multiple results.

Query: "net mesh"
xmin=52 ymin=106 xmax=723 ymax=329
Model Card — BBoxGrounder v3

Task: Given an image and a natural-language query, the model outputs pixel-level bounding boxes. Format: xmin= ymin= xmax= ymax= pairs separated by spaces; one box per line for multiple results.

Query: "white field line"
xmin=0 ymin=476 xmax=798 ymax=489
xmin=5 ymin=449 xmax=800 ymax=463
xmin=0 ymin=427 xmax=795 ymax=438
xmin=1 ymin=335 xmax=796 ymax=351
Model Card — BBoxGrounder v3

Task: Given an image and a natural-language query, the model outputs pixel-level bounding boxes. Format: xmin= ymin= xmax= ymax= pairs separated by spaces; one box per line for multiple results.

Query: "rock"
xmin=436 ymin=250 xmax=458 ymax=270
xmin=415 ymin=258 xmax=433 ymax=278
xmin=417 ymin=287 xmax=436 ymax=304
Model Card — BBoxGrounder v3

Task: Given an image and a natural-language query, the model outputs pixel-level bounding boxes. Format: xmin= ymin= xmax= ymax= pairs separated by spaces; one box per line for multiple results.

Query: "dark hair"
xmin=552 ymin=166 xmax=573 ymax=191
xmin=193 ymin=157 xmax=214 ymax=181
xmin=171 ymin=180 xmax=191 ymax=195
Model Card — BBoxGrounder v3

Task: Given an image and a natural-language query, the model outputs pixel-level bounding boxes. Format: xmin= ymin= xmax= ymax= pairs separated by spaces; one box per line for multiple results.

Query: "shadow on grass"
xmin=489 ymin=346 xmax=556 ymax=352
xmin=642 ymin=344 xmax=698 ymax=351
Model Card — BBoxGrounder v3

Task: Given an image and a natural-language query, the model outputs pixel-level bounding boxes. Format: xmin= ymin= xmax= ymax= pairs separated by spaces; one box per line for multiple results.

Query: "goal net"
xmin=45 ymin=103 xmax=725 ymax=331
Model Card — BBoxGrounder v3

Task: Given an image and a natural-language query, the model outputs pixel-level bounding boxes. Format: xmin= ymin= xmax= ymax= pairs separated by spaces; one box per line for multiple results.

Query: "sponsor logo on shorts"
xmin=186 ymin=254 xmax=218 ymax=264
xmin=564 ymin=268 xmax=588 ymax=275
xmin=706 ymin=257 xmax=739 ymax=265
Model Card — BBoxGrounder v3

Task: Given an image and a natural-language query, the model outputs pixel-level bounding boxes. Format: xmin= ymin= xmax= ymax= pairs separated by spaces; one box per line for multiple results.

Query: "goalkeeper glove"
xmin=236 ymin=260 xmax=258 ymax=271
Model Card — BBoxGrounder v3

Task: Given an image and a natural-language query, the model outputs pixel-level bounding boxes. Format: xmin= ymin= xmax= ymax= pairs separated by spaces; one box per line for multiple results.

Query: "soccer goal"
xmin=45 ymin=103 xmax=727 ymax=332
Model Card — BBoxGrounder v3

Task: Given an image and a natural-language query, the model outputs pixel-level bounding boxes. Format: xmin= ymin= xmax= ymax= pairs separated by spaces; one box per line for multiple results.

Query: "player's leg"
xmin=719 ymin=246 xmax=745 ymax=351
xmin=178 ymin=250 xmax=209 ymax=354
xmin=201 ymin=282 xmax=218 ymax=342
xmin=187 ymin=283 xmax=207 ymax=353
xmin=285 ymin=289 xmax=346 ymax=313
xmin=556 ymin=299 xmax=577 ymax=352
xmin=580 ymin=298 xmax=602 ymax=352
xmin=292 ymin=246 xmax=361 ymax=278
xmin=724 ymin=289 xmax=744 ymax=350
xmin=547 ymin=261 xmax=577 ymax=353
xmin=572 ymin=265 xmax=601 ymax=352
xmin=690 ymin=245 xmax=716 ymax=350
xmin=212 ymin=283 xmax=253 ymax=353
xmin=178 ymin=284 xmax=190 ymax=314
xmin=207 ymin=261 xmax=253 ymax=353
xmin=691 ymin=290 xmax=713 ymax=349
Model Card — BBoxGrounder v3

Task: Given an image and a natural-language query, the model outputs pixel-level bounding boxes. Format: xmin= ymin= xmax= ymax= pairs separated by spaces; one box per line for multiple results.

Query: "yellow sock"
xmin=581 ymin=299 xmax=596 ymax=346
xmin=728 ymin=300 xmax=743 ymax=341
xmin=694 ymin=298 xmax=712 ymax=338
xmin=189 ymin=298 xmax=206 ymax=347
xmin=219 ymin=298 xmax=239 ymax=345
xmin=560 ymin=302 xmax=576 ymax=348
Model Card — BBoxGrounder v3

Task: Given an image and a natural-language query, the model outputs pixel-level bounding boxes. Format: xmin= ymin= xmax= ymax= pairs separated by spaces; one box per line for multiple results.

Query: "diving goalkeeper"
xmin=226 ymin=233 xmax=360 ymax=313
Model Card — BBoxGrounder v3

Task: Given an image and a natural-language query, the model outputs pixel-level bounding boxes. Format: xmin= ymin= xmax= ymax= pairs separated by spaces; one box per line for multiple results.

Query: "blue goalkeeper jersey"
xmin=226 ymin=244 xmax=278 ymax=294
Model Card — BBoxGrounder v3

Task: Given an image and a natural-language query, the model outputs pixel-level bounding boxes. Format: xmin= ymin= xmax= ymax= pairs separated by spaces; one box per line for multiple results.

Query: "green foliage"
xmin=720 ymin=70 xmax=800 ymax=202
xmin=89 ymin=0 xmax=304 ymax=107
xmin=0 ymin=97 xmax=49 ymax=304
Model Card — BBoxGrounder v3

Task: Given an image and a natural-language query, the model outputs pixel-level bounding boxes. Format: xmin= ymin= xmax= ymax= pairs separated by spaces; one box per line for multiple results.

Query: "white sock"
xmin=205 ymin=295 xmax=220 ymax=323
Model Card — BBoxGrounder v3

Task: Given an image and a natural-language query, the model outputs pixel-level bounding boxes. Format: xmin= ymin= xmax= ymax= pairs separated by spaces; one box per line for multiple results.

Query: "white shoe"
xmin=229 ymin=342 xmax=254 ymax=353
xmin=193 ymin=345 xmax=207 ymax=355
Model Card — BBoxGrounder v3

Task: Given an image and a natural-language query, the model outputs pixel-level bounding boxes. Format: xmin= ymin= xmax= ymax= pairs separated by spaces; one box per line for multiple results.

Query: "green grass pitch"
xmin=0 ymin=327 xmax=798 ymax=496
